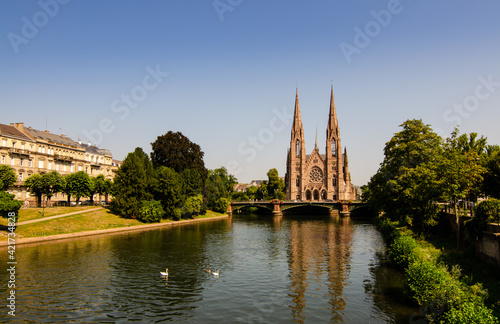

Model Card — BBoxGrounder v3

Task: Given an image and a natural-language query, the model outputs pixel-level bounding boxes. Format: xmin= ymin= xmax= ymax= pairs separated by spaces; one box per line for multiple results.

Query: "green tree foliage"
xmin=439 ymin=128 xmax=486 ymax=249
xmin=65 ymin=171 xmax=93 ymax=204
xmin=181 ymin=194 xmax=203 ymax=217
xmin=154 ymin=166 xmax=183 ymax=219
xmin=0 ymin=165 xmax=16 ymax=191
xmin=231 ymin=191 xmax=249 ymax=201
xmin=212 ymin=197 xmax=229 ymax=214
xmin=42 ymin=171 xmax=64 ymax=202
xmin=138 ymin=200 xmax=165 ymax=223
xmin=266 ymin=168 xmax=285 ymax=200
xmin=25 ymin=173 xmax=45 ymax=206
xmin=181 ymin=168 xmax=203 ymax=196
xmin=89 ymin=175 xmax=107 ymax=203
xmin=366 ymin=119 xmax=444 ymax=231
xmin=110 ymin=147 xmax=154 ymax=218
xmin=205 ymin=167 xmax=237 ymax=209
xmin=0 ymin=191 xmax=23 ymax=218
xmin=246 ymin=185 xmax=257 ymax=200
xmin=150 ymin=131 xmax=208 ymax=182
xmin=483 ymin=146 xmax=500 ymax=198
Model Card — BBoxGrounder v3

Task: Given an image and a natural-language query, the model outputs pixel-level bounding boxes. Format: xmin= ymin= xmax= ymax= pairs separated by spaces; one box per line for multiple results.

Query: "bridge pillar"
xmin=271 ymin=201 xmax=283 ymax=216
xmin=227 ymin=203 xmax=232 ymax=216
xmin=340 ymin=203 xmax=350 ymax=217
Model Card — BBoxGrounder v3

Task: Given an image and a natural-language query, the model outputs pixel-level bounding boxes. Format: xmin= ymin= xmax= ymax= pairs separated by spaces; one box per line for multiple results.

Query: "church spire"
xmin=291 ymin=88 xmax=304 ymax=142
xmin=315 ymin=125 xmax=318 ymax=150
xmin=327 ymin=85 xmax=339 ymax=138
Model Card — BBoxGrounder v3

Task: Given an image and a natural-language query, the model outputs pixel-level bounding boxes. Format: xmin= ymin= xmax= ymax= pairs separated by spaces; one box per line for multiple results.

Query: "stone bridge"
xmin=228 ymin=200 xmax=366 ymax=216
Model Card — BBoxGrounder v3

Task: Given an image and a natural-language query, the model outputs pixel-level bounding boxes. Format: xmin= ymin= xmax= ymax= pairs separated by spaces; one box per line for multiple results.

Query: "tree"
xmin=110 ymin=147 xmax=154 ymax=218
xmin=181 ymin=168 xmax=203 ymax=197
xmin=0 ymin=191 xmax=23 ymax=218
xmin=204 ymin=167 xmax=237 ymax=209
xmin=24 ymin=173 xmax=45 ymax=206
xmin=483 ymin=146 xmax=500 ymax=199
xmin=266 ymin=168 xmax=285 ymax=200
xmin=151 ymin=131 xmax=208 ymax=182
xmin=246 ymin=185 xmax=258 ymax=200
xmin=153 ymin=166 xmax=183 ymax=219
xmin=65 ymin=171 xmax=93 ymax=205
xmin=138 ymin=200 xmax=165 ymax=223
xmin=440 ymin=128 xmax=485 ymax=249
xmin=0 ymin=165 xmax=16 ymax=191
xmin=42 ymin=171 xmax=64 ymax=202
xmin=366 ymin=119 xmax=444 ymax=231
xmin=89 ymin=175 xmax=107 ymax=203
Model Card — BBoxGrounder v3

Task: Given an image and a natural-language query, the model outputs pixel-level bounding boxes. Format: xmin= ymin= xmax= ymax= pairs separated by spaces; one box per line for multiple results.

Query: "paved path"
xmin=16 ymin=207 xmax=103 ymax=225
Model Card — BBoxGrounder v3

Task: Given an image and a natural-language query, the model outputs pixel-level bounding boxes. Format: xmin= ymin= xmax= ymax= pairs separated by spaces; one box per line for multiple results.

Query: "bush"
xmin=442 ymin=301 xmax=498 ymax=324
xmin=137 ymin=200 xmax=165 ymax=223
xmin=389 ymin=235 xmax=420 ymax=269
xmin=0 ymin=191 xmax=23 ymax=218
xmin=376 ymin=216 xmax=401 ymax=244
xmin=212 ymin=197 xmax=229 ymax=214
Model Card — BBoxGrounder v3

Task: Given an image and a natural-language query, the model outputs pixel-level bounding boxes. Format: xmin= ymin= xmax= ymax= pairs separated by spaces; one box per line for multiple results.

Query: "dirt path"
xmin=0 ymin=215 xmax=229 ymax=247
xmin=16 ymin=207 xmax=103 ymax=225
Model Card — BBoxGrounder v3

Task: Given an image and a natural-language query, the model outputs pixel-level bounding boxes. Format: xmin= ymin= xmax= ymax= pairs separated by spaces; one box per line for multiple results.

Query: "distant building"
xmin=0 ymin=122 xmax=121 ymax=202
xmin=285 ymin=88 xmax=356 ymax=201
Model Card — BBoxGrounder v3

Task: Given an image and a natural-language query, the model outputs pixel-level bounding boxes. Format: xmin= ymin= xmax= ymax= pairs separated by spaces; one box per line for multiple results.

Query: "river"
xmin=1 ymin=213 xmax=420 ymax=323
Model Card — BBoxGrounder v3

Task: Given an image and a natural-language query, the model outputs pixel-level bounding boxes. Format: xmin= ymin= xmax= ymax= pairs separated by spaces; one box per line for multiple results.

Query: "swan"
xmin=160 ymin=268 xmax=169 ymax=276
xmin=212 ymin=269 xmax=219 ymax=277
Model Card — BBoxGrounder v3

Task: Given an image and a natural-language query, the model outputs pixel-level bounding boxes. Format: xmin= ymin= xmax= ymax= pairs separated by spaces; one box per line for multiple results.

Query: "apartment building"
xmin=0 ymin=122 xmax=120 ymax=202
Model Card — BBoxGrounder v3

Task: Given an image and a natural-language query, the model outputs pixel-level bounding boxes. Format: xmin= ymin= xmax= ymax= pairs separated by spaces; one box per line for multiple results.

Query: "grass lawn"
xmin=0 ymin=206 xmax=101 ymax=225
xmin=0 ymin=207 xmax=227 ymax=243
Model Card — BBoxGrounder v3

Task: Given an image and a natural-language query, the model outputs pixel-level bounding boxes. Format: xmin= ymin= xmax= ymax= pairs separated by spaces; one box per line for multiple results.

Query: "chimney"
xmin=14 ymin=123 xmax=24 ymax=131
xmin=45 ymin=130 xmax=50 ymax=133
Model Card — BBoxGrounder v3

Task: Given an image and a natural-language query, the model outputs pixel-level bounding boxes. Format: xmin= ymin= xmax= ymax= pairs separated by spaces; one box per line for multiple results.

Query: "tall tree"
xmin=266 ymin=168 xmax=285 ymax=200
xmin=111 ymin=147 xmax=154 ymax=217
xmin=440 ymin=128 xmax=485 ymax=249
xmin=151 ymin=131 xmax=208 ymax=182
xmin=89 ymin=174 xmax=107 ymax=203
xmin=366 ymin=119 xmax=444 ymax=231
xmin=0 ymin=165 xmax=16 ymax=191
xmin=483 ymin=145 xmax=500 ymax=199
xmin=181 ymin=168 xmax=203 ymax=197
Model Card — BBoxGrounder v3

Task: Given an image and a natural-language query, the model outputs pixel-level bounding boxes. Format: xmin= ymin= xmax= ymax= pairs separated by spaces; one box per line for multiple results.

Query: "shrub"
xmin=389 ymin=235 xmax=419 ymax=269
xmin=0 ymin=191 xmax=23 ymax=218
xmin=441 ymin=301 xmax=498 ymax=324
xmin=212 ymin=197 xmax=229 ymax=214
xmin=137 ymin=200 xmax=165 ymax=223
xmin=376 ymin=216 xmax=401 ymax=243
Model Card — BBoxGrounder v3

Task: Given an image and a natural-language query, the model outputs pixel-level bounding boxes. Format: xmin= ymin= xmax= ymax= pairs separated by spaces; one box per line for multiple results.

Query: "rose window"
xmin=309 ymin=167 xmax=323 ymax=182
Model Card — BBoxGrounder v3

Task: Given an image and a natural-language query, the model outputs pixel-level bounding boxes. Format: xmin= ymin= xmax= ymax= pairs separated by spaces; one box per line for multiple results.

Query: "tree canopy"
xmin=0 ymin=165 xmax=16 ymax=191
xmin=151 ymin=131 xmax=208 ymax=182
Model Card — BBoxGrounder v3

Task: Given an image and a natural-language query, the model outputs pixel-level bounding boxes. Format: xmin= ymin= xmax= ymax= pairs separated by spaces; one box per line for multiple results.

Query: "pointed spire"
xmin=327 ymin=85 xmax=339 ymax=138
xmin=315 ymin=125 xmax=318 ymax=150
xmin=291 ymin=88 xmax=303 ymax=138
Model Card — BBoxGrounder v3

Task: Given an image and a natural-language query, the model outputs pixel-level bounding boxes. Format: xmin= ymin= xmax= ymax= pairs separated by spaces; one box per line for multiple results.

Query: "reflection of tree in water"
xmin=287 ymin=216 xmax=353 ymax=323
xmin=362 ymin=238 xmax=422 ymax=323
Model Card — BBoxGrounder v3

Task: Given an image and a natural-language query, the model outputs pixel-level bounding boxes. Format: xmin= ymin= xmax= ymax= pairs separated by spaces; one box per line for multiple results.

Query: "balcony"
xmin=54 ymin=154 xmax=73 ymax=162
xmin=8 ymin=148 xmax=31 ymax=157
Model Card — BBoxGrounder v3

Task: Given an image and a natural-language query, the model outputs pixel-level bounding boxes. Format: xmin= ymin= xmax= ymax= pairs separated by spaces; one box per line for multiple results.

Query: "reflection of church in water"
xmin=285 ymin=87 xmax=356 ymax=201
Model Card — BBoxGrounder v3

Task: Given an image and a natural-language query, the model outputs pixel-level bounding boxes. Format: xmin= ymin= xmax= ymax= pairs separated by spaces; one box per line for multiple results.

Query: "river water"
xmin=1 ymin=213 xmax=420 ymax=323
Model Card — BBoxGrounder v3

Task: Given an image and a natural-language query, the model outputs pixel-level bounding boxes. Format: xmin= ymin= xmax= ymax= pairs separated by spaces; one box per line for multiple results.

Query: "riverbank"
xmin=0 ymin=207 xmax=228 ymax=246
xmin=378 ymin=218 xmax=499 ymax=323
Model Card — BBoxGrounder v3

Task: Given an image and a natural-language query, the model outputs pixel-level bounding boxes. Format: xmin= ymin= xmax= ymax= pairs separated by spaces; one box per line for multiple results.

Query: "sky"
xmin=1 ymin=0 xmax=500 ymax=186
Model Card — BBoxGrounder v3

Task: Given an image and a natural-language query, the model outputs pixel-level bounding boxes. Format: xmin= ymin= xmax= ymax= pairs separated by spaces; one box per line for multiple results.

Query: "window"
xmin=295 ymin=140 xmax=300 ymax=158
xmin=296 ymin=177 xmax=300 ymax=187
xmin=29 ymin=160 xmax=32 ymax=167
xmin=20 ymin=158 xmax=24 ymax=166
xmin=331 ymin=139 xmax=336 ymax=156
xmin=11 ymin=157 xmax=15 ymax=166
xmin=19 ymin=173 xmax=23 ymax=182
xmin=39 ymin=160 xmax=44 ymax=168
xmin=21 ymin=143 xmax=25 ymax=150
xmin=1 ymin=139 xmax=6 ymax=147
xmin=12 ymin=141 xmax=16 ymax=148
xmin=48 ymin=162 xmax=52 ymax=170
xmin=1 ymin=156 xmax=5 ymax=164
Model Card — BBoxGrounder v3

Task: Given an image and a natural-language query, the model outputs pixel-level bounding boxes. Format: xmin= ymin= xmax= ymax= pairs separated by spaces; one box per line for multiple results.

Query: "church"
xmin=285 ymin=87 xmax=356 ymax=201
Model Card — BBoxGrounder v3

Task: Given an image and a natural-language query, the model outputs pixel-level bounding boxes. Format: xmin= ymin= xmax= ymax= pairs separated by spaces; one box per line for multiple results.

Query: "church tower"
xmin=285 ymin=87 xmax=355 ymax=201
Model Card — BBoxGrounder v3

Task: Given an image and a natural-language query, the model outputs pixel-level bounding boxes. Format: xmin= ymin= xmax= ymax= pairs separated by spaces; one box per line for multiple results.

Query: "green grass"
xmin=1 ymin=208 xmax=227 ymax=242
xmin=0 ymin=206 xmax=100 ymax=225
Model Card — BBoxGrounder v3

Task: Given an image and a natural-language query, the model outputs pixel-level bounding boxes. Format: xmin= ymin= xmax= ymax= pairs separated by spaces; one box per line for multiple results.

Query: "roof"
xmin=80 ymin=143 xmax=112 ymax=157
xmin=0 ymin=123 xmax=35 ymax=142
xmin=23 ymin=127 xmax=80 ymax=147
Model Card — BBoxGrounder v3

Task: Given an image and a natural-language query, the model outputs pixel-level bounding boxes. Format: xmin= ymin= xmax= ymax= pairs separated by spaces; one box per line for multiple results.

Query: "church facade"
xmin=285 ymin=87 xmax=356 ymax=201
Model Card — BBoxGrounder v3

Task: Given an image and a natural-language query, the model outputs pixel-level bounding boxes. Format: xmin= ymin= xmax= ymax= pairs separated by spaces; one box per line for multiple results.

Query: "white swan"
xmin=212 ymin=269 xmax=219 ymax=277
xmin=160 ymin=268 xmax=169 ymax=276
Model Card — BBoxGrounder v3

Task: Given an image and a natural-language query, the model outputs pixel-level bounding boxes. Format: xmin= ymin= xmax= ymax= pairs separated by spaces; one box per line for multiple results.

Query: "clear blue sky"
xmin=2 ymin=0 xmax=500 ymax=185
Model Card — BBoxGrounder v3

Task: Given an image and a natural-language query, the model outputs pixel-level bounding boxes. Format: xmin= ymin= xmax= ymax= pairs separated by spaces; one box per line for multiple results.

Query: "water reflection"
xmin=286 ymin=216 xmax=353 ymax=323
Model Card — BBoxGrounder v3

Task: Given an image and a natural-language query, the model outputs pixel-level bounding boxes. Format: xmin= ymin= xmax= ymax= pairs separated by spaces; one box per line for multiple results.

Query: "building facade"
xmin=285 ymin=88 xmax=356 ymax=201
xmin=0 ymin=122 xmax=120 ymax=202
